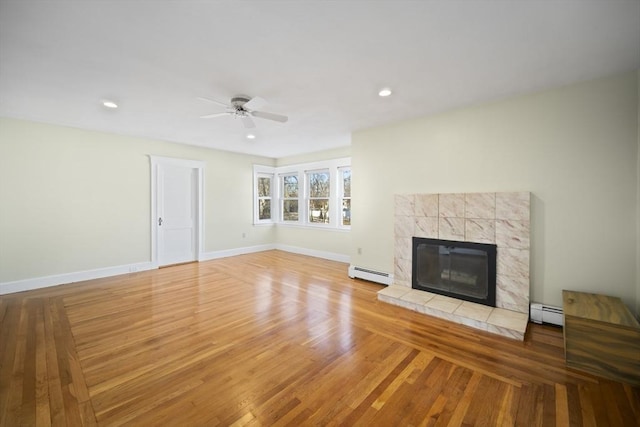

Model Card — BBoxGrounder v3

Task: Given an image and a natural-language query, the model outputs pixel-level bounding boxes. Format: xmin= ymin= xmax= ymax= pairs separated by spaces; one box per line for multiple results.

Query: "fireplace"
xmin=412 ymin=237 xmax=497 ymax=307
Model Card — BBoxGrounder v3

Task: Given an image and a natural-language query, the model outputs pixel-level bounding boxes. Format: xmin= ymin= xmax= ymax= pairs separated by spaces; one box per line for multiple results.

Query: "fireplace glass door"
xmin=412 ymin=238 xmax=497 ymax=307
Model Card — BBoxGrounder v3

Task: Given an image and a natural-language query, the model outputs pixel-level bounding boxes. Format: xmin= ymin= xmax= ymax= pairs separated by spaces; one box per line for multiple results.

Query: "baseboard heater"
xmin=530 ymin=303 xmax=563 ymax=326
xmin=348 ymin=265 xmax=394 ymax=286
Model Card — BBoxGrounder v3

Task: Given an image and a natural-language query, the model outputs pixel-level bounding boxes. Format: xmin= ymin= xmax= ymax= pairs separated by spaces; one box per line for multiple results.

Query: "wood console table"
xmin=563 ymin=290 xmax=640 ymax=386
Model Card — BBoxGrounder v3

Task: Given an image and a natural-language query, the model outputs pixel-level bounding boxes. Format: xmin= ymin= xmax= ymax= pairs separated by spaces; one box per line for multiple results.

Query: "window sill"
xmin=273 ymin=223 xmax=351 ymax=232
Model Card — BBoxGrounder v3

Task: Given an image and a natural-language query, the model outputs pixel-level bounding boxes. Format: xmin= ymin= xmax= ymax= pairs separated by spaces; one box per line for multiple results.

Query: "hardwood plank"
xmin=391 ymin=356 xmax=452 ymax=425
xmin=442 ymin=370 xmax=482 ymax=426
xmin=43 ymin=297 xmax=66 ymax=425
xmin=461 ymin=375 xmax=509 ymax=426
xmin=34 ymin=298 xmax=52 ymax=427
xmin=494 ymin=383 xmax=516 ymax=426
xmin=1 ymin=250 xmax=639 ymax=426
xmin=20 ymin=298 xmax=38 ymax=426
xmin=2 ymin=299 xmax=28 ymax=427
xmin=429 ymin=365 xmax=474 ymax=426
xmin=582 ymin=383 xmax=610 ymax=426
xmin=600 ymin=380 xmax=638 ymax=426
xmin=0 ymin=299 xmax=20 ymax=425
xmin=542 ymin=383 xmax=557 ymax=427
xmin=370 ymin=350 xmax=430 ymax=410
xmin=564 ymin=383 xmax=583 ymax=427
xmin=577 ymin=383 xmax=598 ymax=427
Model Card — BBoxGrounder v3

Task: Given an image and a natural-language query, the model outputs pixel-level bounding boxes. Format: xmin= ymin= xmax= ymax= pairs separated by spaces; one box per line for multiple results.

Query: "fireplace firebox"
xmin=412 ymin=237 xmax=497 ymax=307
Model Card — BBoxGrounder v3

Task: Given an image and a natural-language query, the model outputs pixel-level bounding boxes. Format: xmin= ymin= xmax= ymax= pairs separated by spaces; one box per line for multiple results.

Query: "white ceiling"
xmin=1 ymin=1 xmax=639 ymax=159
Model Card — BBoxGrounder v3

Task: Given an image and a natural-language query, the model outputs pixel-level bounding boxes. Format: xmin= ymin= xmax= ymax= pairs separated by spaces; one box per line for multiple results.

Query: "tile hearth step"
xmin=378 ymin=285 xmax=529 ymax=341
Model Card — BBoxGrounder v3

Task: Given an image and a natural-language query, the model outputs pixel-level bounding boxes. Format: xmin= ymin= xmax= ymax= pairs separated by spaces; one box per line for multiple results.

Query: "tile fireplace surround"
xmin=379 ymin=192 xmax=531 ymax=341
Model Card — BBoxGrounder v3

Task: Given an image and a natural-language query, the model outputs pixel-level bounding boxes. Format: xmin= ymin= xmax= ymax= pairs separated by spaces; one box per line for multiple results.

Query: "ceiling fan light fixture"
xmin=378 ymin=88 xmax=392 ymax=97
xmin=102 ymin=100 xmax=118 ymax=109
xmin=200 ymin=94 xmax=288 ymax=127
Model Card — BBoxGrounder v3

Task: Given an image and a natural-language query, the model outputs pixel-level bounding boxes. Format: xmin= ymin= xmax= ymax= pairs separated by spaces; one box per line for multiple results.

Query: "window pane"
xmin=342 ymin=199 xmax=351 ymax=226
xmin=283 ymin=175 xmax=298 ymax=198
xmin=283 ymin=200 xmax=298 ymax=221
xmin=342 ymin=169 xmax=351 ymax=198
xmin=258 ymin=177 xmax=271 ymax=197
xmin=309 ymin=172 xmax=330 ymax=197
xmin=259 ymin=199 xmax=271 ymax=220
xmin=309 ymin=199 xmax=329 ymax=223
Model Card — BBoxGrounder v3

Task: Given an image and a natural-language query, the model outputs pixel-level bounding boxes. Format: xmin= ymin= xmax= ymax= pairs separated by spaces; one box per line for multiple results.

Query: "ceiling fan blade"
xmin=197 ymin=96 xmax=229 ymax=108
xmin=251 ymin=110 xmax=288 ymax=123
xmin=243 ymin=96 xmax=267 ymax=111
xmin=241 ymin=115 xmax=256 ymax=129
xmin=200 ymin=112 xmax=231 ymax=119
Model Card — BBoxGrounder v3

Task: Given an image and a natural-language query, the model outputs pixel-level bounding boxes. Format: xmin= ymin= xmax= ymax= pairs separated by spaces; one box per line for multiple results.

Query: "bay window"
xmin=253 ymin=158 xmax=350 ymax=229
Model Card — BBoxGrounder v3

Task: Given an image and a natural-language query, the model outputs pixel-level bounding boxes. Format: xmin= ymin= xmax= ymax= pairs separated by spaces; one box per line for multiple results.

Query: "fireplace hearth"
xmin=387 ymin=192 xmax=531 ymax=340
xmin=412 ymin=237 xmax=497 ymax=307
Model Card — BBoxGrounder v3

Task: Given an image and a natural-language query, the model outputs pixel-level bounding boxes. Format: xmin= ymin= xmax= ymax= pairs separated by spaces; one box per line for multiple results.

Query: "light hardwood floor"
xmin=1 ymin=250 xmax=639 ymax=426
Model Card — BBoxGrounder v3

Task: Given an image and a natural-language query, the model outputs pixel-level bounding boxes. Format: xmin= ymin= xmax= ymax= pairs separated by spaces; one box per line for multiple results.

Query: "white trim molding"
xmin=0 ymin=262 xmax=156 ymax=295
xmin=200 ymin=244 xmax=350 ymax=264
xmin=0 ymin=245 xmax=351 ymax=295
xmin=201 ymin=244 xmax=277 ymax=261
xmin=275 ymin=244 xmax=350 ymax=264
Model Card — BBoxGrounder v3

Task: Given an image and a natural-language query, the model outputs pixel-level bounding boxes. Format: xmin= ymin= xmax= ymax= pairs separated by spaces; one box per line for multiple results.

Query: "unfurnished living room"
xmin=1 ymin=1 xmax=639 ymax=426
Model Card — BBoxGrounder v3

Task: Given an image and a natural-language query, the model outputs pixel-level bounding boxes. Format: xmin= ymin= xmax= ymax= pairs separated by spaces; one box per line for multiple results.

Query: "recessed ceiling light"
xmin=102 ymin=100 xmax=118 ymax=109
xmin=378 ymin=88 xmax=392 ymax=97
xmin=246 ymin=133 xmax=256 ymax=140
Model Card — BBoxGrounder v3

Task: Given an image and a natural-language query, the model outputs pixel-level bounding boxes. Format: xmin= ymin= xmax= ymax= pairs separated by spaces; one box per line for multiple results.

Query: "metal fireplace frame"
xmin=411 ymin=237 xmax=497 ymax=307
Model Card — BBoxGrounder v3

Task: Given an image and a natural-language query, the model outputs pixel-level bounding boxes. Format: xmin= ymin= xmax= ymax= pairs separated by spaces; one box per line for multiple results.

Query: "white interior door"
xmin=158 ymin=163 xmax=197 ymax=266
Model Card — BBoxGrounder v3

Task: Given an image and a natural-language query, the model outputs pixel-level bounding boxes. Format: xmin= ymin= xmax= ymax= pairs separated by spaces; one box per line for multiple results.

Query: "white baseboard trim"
xmin=274 ymin=244 xmax=351 ymax=264
xmin=200 ymin=244 xmax=277 ymax=261
xmin=0 ymin=261 xmax=156 ymax=295
xmin=0 ymin=244 xmax=350 ymax=295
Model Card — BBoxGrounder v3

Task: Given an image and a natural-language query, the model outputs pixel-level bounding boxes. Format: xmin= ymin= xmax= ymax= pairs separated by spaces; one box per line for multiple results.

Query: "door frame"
xmin=149 ymin=155 xmax=205 ymax=268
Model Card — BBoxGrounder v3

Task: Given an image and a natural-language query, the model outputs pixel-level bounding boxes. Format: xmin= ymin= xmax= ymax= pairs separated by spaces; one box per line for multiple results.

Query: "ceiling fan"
xmin=198 ymin=94 xmax=288 ymax=129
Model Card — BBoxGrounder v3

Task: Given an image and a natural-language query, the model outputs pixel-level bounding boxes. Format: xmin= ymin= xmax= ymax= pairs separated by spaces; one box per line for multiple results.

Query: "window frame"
xmin=280 ymin=173 xmax=300 ymax=223
xmin=253 ymin=158 xmax=350 ymax=230
xmin=338 ymin=166 xmax=351 ymax=228
xmin=306 ymin=168 xmax=331 ymax=226
xmin=253 ymin=165 xmax=275 ymax=225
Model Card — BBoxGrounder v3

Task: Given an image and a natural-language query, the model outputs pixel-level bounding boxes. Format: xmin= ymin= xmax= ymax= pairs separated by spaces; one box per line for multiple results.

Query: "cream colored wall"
xmin=352 ymin=72 xmax=639 ymax=310
xmin=275 ymin=226 xmax=350 ymax=259
xmin=0 ymin=118 xmax=275 ymax=284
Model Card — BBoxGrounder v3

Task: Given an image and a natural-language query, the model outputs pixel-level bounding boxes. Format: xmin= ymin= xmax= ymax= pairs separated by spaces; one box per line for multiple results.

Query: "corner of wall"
xmin=275 ymin=145 xmax=351 ymax=167
xmin=636 ymin=69 xmax=640 ymax=319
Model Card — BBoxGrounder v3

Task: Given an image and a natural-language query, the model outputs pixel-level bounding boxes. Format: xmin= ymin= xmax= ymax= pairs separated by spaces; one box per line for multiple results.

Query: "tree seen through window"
xmin=308 ymin=171 xmax=330 ymax=223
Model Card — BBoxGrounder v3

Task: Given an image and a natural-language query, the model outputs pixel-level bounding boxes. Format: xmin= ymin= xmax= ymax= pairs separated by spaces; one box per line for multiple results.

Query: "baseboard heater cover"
xmin=348 ymin=265 xmax=393 ymax=286
xmin=530 ymin=303 xmax=563 ymax=326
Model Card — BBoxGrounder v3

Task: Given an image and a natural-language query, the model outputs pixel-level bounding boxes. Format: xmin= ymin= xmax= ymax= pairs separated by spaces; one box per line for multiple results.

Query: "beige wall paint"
xmin=275 ymin=226 xmax=350 ymax=259
xmin=0 ymin=118 xmax=276 ymax=284
xmin=352 ymin=72 xmax=639 ymax=310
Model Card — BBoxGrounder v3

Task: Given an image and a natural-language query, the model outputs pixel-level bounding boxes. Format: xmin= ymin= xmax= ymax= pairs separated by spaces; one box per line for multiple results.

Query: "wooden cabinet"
xmin=563 ymin=290 xmax=640 ymax=386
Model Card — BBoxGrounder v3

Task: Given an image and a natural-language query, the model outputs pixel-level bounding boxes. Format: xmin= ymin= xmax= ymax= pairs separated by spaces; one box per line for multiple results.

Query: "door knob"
xmin=158 ymin=217 xmax=163 ymax=226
